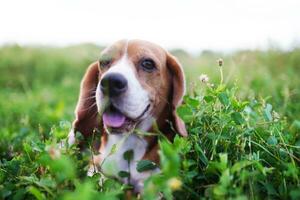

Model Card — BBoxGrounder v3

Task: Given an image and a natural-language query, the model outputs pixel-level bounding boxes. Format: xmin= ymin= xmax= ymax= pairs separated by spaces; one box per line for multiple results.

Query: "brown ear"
xmin=72 ymin=61 xmax=101 ymax=138
xmin=167 ymin=53 xmax=188 ymax=137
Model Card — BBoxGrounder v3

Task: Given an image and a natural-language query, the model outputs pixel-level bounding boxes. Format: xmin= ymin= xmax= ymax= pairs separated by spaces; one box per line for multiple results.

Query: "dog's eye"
xmin=99 ymin=59 xmax=111 ymax=69
xmin=140 ymin=59 xmax=156 ymax=72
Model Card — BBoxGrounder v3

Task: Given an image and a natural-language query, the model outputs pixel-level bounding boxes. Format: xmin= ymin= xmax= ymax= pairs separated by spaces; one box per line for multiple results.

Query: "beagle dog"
xmin=68 ymin=39 xmax=187 ymax=193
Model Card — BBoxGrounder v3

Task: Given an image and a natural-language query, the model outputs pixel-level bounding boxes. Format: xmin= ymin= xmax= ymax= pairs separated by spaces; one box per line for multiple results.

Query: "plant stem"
xmin=219 ymin=66 xmax=223 ymax=85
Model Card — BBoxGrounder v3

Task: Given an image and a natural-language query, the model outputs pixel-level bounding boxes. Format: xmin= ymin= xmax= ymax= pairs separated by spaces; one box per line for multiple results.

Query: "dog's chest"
xmin=101 ymin=134 xmax=146 ymax=173
xmin=100 ymin=134 xmax=155 ymax=191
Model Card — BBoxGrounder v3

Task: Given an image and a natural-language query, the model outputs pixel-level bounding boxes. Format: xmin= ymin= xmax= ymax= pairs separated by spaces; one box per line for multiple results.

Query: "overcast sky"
xmin=0 ymin=0 xmax=299 ymax=52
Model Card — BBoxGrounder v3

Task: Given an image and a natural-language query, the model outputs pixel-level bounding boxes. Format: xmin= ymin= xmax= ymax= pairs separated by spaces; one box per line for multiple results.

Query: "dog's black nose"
xmin=100 ymin=73 xmax=128 ymax=97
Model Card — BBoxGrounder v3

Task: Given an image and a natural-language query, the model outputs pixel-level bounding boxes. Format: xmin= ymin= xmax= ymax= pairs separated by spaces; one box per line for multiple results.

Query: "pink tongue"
xmin=103 ymin=110 xmax=126 ymax=128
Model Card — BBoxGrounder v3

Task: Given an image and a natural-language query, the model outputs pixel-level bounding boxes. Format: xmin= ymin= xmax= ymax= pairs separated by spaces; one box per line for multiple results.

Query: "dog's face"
xmin=72 ymin=39 xmax=187 ymax=137
xmin=96 ymin=40 xmax=173 ymax=133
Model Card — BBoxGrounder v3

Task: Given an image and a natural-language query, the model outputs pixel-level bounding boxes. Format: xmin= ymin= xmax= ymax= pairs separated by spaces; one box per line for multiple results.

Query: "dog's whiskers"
xmin=81 ymin=95 xmax=96 ymax=101
xmin=81 ymin=102 xmax=98 ymax=112
xmin=85 ymin=86 xmax=97 ymax=93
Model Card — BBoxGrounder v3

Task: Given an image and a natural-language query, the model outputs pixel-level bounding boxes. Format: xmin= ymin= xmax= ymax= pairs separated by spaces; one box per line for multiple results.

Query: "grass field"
xmin=0 ymin=44 xmax=299 ymax=199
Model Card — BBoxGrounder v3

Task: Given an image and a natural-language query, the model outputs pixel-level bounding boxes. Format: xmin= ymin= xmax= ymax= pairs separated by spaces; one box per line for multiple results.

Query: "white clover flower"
xmin=199 ymin=74 xmax=209 ymax=84
xmin=217 ymin=58 xmax=224 ymax=67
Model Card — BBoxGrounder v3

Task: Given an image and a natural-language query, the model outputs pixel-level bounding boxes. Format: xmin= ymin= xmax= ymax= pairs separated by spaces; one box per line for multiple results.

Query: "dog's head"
xmin=72 ymin=39 xmax=187 ymax=139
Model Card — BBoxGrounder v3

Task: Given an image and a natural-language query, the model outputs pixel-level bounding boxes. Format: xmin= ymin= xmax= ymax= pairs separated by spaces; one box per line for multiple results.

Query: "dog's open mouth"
xmin=102 ymin=104 xmax=150 ymax=134
xmin=103 ymin=105 xmax=126 ymax=128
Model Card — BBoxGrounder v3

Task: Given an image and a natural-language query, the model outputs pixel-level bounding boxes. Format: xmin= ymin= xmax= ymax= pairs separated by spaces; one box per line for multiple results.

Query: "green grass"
xmin=0 ymin=44 xmax=299 ymax=199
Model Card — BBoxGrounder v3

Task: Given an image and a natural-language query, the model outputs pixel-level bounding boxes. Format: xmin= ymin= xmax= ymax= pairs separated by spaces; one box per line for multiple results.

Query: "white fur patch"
xmin=96 ymin=54 xmax=150 ymax=120
xmin=67 ymin=129 xmax=76 ymax=146
xmin=137 ymin=116 xmax=154 ymax=131
xmin=100 ymin=133 xmax=158 ymax=192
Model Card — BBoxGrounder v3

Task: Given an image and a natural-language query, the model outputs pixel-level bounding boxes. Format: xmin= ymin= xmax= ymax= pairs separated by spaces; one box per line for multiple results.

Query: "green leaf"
xmin=177 ymin=105 xmax=193 ymax=123
xmin=39 ymin=153 xmax=76 ymax=182
xmin=12 ymin=188 xmax=27 ymax=200
xmin=59 ymin=120 xmax=71 ymax=130
xmin=173 ymin=135 xmax=188 ymax=152
xmin=63 ymin=180 xmax=119 ymax=200
xmin=204 ymin=95 xmax=214 ymax=103
xmin=75 ymin=131 xmax=84 ymax=142
xmin=267 ymin=136 xmax=278 ymax=145
xmin=123 ymin=149 xmax=134 ymax=161
xmin=195 ymin=144 xmax=208 ymax=166
xmin=263 ymin=182 xmax=278 ymax=196
xmin=23 ymin=143 xmax=32 ymax=154
xmin=219 ymin=153 xmax=228 ymax=167
xmin=218 ymin=92 xmax=229 ymax=106
xmin=28 ymin=186 xmax=45 ymax=200
xmin=291 ymin=120 xmax=300 ymax=130
xmin=185 ymin=97 xmax=200 ymax=108
xmin=263 ymin=103 xmax=273 ymax=121
xmin=290 ymin=189 xmax=300 ymax=200
xmin=136 ymin=160 xmax=157 ymax=172
xmin=231 ymin=160 xmax=253 ymax=173
xmin=231 ymin=112 xmax=245 ymax=125
xmin=118 ymin=171 xmax=130 ymax=178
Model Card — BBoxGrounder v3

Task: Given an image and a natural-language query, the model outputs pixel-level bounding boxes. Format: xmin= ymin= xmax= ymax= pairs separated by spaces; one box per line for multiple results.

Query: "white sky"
xmin=0 ymin=0 xmax=299 ymax=52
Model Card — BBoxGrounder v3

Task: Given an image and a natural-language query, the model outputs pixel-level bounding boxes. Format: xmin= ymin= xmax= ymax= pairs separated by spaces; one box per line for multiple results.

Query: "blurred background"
xmin=0 ymin=0 xmax=299 ymax=138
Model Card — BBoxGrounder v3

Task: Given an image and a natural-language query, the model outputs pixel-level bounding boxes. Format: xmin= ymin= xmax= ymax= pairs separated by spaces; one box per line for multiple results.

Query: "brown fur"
xmin=72 ymin=39 xmax=187 ymax=165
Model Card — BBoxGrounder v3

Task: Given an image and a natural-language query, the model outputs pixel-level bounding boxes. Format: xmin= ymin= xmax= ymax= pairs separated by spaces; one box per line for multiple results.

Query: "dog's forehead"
xmin=100 ymin=40 xmax=127 ymax=58
xmin=100 ymin=40 xmax=167 ymax=64
xmin=127 ymin=40 xmax=166 ymax=61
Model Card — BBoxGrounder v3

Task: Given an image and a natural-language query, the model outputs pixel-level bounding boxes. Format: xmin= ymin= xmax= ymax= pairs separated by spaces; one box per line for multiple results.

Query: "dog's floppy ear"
xmin=69 ymin=61 xmax=100 ymax=143
xmin=166 ymin=53 xmax=188 ymax=137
